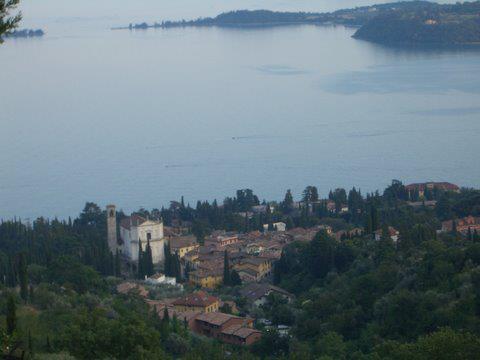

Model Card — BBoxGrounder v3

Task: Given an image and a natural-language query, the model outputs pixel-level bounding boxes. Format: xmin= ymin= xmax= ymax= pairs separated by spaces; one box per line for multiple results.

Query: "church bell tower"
xmin=107 ymin=204 xmax=117 ymax=253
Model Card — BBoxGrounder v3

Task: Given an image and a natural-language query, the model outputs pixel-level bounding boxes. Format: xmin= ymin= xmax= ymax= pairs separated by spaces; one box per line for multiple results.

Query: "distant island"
xmin=5 ymin=29 xmax=44 ymax=39
xmin=113 ymin=1 xmax=480 ymax=46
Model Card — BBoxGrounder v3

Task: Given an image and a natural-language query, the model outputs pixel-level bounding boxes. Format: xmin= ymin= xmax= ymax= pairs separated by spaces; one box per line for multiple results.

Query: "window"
xmin=147 ymin=232 xmax=152 ymax=241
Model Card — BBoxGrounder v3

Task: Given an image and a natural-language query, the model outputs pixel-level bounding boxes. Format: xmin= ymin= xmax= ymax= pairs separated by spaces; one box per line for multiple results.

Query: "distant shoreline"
xmin=112 ymin=1 xmax=480 ymax=47
xmin=5 ymin=29 xmax=45 ymax=39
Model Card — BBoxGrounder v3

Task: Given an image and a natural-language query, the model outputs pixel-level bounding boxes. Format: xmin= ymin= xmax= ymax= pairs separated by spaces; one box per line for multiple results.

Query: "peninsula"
xmin=113 ymin=1 xmax=480 ymax=46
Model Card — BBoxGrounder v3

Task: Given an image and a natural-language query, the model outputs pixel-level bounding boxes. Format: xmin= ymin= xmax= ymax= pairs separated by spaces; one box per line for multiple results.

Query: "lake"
xmin=1 ymin=0 xmax=480 ymax=219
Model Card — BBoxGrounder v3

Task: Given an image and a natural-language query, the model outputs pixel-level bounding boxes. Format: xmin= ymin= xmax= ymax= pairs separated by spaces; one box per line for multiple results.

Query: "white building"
xmin=145 ymin=273 xmax=178 ymax=286
xmin=120 ymin=214 xmax=165 ymax=263
xmin=263 ymin=222 xmax=286 ymax=232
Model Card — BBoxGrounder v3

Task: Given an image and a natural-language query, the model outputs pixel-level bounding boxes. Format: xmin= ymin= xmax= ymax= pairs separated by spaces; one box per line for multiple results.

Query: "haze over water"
xmin=1 ymin=0 xmax=479 ymax=219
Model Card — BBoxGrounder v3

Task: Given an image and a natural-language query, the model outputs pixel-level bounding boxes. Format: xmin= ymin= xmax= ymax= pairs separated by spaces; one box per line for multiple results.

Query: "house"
xmin=205 ymin=234 xmax=239 ymax=248
xmin=145 ymin=273 xmax=178 ymax=286
xmin=286 ymin=228 xmax=317 ymax=242
xmin=120 ymin=214 xmax=165 ymax=263
xmin=219 ymin=324 xmax=263 ymax=346
xmin=240 ymin=283 xmax=294 ymax=307
xmin=405 ymin=182 xmax=460 ymax=199
xmin=374 ymin=227 xmax=400 ymax=242
xmin=252 ymin=205 xmax=273 ymax=214
xmin=234 ymin=257 xmax=272 ymax=282
xmin=262 ymin=222 xmax=286 ymax=232
xmin=193 ymin=312 xmax=260 ymax=345
xmin=170 ymin=235 xmax=199 ymax=258
xmin=173 ymin=291 xmax=219 ymax=313
xmin=189 ymin=268 xmax=223 ymax=289
xmin=442 ymin=216 xmax=480 ymax=235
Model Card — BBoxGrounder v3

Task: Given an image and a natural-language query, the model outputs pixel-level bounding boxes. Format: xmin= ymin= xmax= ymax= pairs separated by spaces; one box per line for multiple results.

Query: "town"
xmin=2 ymin=179 xmax=480 ymax=359
xmin=105 ymin=181 xmax=476 ymax=347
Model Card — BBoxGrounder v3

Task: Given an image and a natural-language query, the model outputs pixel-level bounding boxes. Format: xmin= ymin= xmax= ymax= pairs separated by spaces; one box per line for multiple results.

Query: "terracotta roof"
xmin=405 ymin=182 xmax=459 ymax=191
xmin=172 ymin=291 xmax=218 ymax=307
xmin=242 ymin=257 xmax=271 ymax=266
xmin=222 ymin=325 xmax=261 ymax=339
xmin=240 ymin=283 xmax=293 ymax=301
xmin=170 ymin=236 xmax=197 ymax=249
xmin=196 ymin=312 xmax=245 ymax=326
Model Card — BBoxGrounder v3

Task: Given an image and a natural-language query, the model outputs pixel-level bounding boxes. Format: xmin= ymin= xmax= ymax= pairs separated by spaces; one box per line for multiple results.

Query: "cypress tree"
xmin=164 ymin=242 xmax=171 ymax=276
xmin=6 ymin=294 xmax=16 ymax=335
xmin=137 ymin=239 xmax=144 ymax=279
xmin=6 ymin=256 xmax=16 ymax=287
xmin=29 ymin=285 xmax=35 ymax=303
xmin=172 ymin=253 xmax=181 ymax=282
xmin=114 ymin=249 xmax=121 ymax=277
xmin=145 ymin=239 xmax=154 ymax=277
xmin=18 ymin=253 xmax=28 ymax=303
xmin=230 ymin=269 xmax=242 ymax=286
xmin=223 ymin=250 xmax=231 ymax=286
xmin=163 ymin=307 xmax=170 ymax=324
xmin=46 ymin=336 xmax=52 ymax=353
xmin=452 ymin=220 xmax=457 ymax=235
xmin=28 ymin=330 xmax=34 ymax=357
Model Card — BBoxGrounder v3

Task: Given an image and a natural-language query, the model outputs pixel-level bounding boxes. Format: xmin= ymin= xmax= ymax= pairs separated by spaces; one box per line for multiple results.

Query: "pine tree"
xmin=6 ymin=294 xmax=16 ymax=335
xmin=145 ymin=239 xmax=154 ymax=277
xmin=223 ymin=250 xmax=231 ymax=286
xmin=137 ymin=239 xmax=144 ymax=279
xmin=0 ymin=0 xmax=22 ymax=43
xmin=18 ymin=252 xmax=28 ymax=302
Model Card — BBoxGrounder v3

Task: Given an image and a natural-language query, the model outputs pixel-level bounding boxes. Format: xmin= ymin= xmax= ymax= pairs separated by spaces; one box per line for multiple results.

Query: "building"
xmin=442 ymin=216 xmax=480 ymax=235
xmin=170 ymin=235 xmax=199 ymax=258
xmin=172 ymin=291 xmax=219 ymax=313
xmin=206 ymin=234 xmax=239 ymax=248
xmin=145 ymin=273 xmax=178 ymax=286
xmin=240 ymin=283 xmax=294 ymax=307
xmin=120 ymin=214 xmax=165 ymax=263
xmin=219 ymin=324 xmax=263 ymax=346
xmin=374 ymin=227 xmax=400 ymax=242
xmin=405 ymin=182 xmax=460 ymax=198
xmin=193 ymin=312 xmax=260 ymax=345
xmin=262 ymin=222 xmax=286 ymax=232
xmin=234 ymin=257 xmax=272 ymax=282
xmin=189 ymin=269 xmax=223 ymax=289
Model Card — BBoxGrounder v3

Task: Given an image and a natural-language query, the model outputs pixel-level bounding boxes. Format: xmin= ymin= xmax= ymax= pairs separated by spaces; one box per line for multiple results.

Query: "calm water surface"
xmin=1 ymin=0 xmax=479 ymax=219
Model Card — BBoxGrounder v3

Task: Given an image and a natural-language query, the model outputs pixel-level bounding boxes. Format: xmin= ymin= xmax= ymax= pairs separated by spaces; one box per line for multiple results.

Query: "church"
xmin=107 ymin=205 xmax=166 ymax=263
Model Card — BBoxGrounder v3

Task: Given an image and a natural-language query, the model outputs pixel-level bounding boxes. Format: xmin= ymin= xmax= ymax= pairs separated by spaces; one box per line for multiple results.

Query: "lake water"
xmin=1 ymin=0 xmax=480 ymax=219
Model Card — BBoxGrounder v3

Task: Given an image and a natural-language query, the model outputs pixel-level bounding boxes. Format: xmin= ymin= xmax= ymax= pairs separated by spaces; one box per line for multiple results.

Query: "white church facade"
xmin=120 ymin=214 xmax=165 ymax=263
xmin=107 ymin=205 xmax=165 ymax=263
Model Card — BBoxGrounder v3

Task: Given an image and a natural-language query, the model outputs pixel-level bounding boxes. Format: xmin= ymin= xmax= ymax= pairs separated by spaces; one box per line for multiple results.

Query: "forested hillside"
xmin=1 ymin=181 xmax=480 ymax=358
